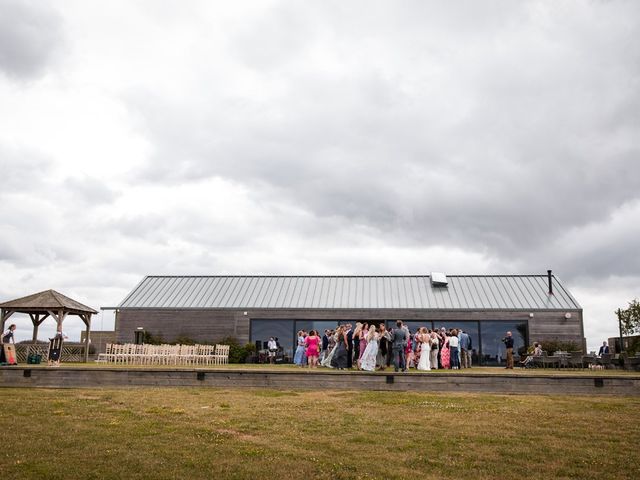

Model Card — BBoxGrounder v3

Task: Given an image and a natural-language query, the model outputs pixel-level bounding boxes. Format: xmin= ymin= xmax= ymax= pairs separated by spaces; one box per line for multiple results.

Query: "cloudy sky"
xmin=1 ymin=0 xmax=638 ymax=350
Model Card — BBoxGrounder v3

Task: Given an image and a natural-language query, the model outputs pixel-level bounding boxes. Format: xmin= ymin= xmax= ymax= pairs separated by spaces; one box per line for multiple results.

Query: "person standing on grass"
xmin=267 ymin=337 xmax=278 ymax=364
xmin=458 ymin=329 xmax=470 ymax=368
xmin=360 ymin=325 xmax=378 ymax=371
xmin=294 ymin=330 xmax=306 ymax=366
xmin=404 ymin=326 xmax=414 ymax=369
xmin=358 ymin=323 xmax=369 ymax=367
xmin=598 ymin=341 xmax=610 ymax=356
xmin=376 ymin=323 xmax=391 ymax=370
xmin=437 ymin=327 xmax=446 ymax=368
xmin=503 ymin=331 xmax=514 ymax=369
xmin=345 ymin=324 xmax=354 ymax=369
xmin=417 ymin=327 xmax=431 ymax=371
xmin=1 ymin=324 xmax=17 ymax=365
xmin=320 ymin=329 xmax=330 ymax=363
xmin=449 ymin=329 xmax=460 ymax=370
xmin=330 ymin=325 xmax=349 ymax=370
xmin=321 ymin=329 xmax=338 ymax=367
xmin=440 ymin=332 xmax=451 ymax=369
xmin=429 ymin=330 xmax=439 ymax=370
xmin=305 ymin=330 xmax=320 ymax=368
xmin=390 ymin=320 xmax=408 ymax=372
xmin=352 ymin=323 xmax=363 ymax=366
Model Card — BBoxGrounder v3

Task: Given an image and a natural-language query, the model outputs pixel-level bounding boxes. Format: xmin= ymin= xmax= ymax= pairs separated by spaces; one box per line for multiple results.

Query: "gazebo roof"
xmin=0 ymin=289 xmax=97 ymax=314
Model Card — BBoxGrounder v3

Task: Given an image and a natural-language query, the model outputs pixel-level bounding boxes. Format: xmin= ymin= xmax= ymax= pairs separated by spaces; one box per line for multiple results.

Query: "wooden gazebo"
xmin=0 ymin=290 xmax=98 ymax=362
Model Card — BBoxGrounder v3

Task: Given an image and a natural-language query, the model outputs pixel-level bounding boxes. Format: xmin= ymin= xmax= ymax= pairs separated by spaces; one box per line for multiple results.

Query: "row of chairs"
xmin=97 ymin=343 xmax=230 ymax=365
xmin=524 ymin=352 xmax=640 ymax=370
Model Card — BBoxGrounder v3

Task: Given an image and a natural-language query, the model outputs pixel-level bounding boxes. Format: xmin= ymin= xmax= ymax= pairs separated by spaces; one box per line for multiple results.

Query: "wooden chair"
xmin=597 ymin=353 xmax=613 ymax=369
xmin=97 ymin=343 xmax=113 ymax=363
xmin=540 ymin=351 xmax=560 ymax=369
xmin=214 ymin=345 xmax=230 ymax=365
xmin=581 ymin=354 xmax=596 ymax=369
xmin=567 ymin=351 xmax=585 ymax=369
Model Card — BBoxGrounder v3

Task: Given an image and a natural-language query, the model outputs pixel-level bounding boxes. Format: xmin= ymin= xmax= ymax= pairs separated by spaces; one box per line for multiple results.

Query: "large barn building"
xmin=110 ymin=272 xmax=584 ymax=366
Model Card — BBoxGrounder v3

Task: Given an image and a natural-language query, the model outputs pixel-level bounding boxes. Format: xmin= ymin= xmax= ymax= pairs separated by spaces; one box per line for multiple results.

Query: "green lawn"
xmin=1 ymin=387 xmax=638 ymax=479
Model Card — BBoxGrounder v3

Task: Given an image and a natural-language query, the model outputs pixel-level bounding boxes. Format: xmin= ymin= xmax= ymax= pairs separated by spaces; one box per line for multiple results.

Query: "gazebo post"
xmin=83 ymin=313 xmax=92 ymax=363
xmin=1 ymin=308 xmax=14 ymax=334
xmin=30 ymin=314 xmax=40 ymax=343
xmin=58 ymin=309 xmax=64 ymax=334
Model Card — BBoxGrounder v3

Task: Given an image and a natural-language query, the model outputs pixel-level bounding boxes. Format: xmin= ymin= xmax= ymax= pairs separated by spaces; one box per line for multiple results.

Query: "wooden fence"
xmin=15 ymin=344 xmax=86 ymax=363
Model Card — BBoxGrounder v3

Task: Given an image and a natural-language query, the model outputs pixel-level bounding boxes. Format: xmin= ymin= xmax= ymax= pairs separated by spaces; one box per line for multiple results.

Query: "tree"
xmin=615 ymin=299 xmax=640 ymax=336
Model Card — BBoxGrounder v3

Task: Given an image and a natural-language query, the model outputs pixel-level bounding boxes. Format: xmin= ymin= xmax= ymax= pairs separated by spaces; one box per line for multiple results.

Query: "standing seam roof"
xmin=115 ymin=275 xmax=581 ymax=310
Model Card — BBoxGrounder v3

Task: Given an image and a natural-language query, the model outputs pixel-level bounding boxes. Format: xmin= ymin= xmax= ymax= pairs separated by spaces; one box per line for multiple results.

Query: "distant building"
xmin=108 ymin=272 xmax=584 ymax=366
xmin=81 ymin=330 xmax=116 ymax=354
xmin=607 ymin=334 xmax=640 ymax=354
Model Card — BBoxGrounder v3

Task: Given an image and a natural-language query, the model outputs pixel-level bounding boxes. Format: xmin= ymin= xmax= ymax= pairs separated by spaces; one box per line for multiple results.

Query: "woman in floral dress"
xmin=440 ymin=333 xmax=451 ymax=369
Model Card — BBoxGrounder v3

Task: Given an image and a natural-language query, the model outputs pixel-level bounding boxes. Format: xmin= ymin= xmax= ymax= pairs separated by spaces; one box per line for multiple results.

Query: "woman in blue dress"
xmin=294 ymin=330 xmax=307 ymax=366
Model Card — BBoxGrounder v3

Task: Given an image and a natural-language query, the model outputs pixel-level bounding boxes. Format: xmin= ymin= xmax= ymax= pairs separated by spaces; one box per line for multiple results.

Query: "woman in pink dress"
xmin=440 ymin=333 xmax=451 ymax=369
xmin=404 ymin=327 xmax=413 ymax=369
xmin=305 ymin=330 xmax=320 ymax=368
xmin=358 ymin=323 xmax=369 ymax=367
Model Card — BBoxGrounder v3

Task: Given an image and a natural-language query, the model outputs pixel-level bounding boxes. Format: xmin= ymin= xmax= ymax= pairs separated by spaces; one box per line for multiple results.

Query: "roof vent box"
xmin=430 ymin=272 xmax=448 ymax=287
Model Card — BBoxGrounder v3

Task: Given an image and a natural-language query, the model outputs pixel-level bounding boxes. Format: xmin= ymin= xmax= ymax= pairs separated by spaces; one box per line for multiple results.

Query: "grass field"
xmin=1 ymin=388 xmax=639 ymax=479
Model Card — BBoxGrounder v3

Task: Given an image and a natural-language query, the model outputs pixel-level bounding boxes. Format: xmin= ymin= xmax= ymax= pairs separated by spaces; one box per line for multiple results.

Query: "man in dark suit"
xmin=503 ymin=331 xmax=514 ymax=369
xmin=320 ymin=330 xmax=330 ymax=363
xmin=390 ymin=320 xmax=408 ymax=372
xmin=598 ymin=341 xmax=610 ymax=356
xmin=345 ymin=324 xmax=354 ymax=368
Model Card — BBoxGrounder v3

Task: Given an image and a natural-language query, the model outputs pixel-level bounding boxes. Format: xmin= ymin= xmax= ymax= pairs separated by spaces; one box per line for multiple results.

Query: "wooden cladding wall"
xmin=116 ymin=310 xmax=249 ymax=344
xmin=116 ymin=308 xmax=583 ymax=346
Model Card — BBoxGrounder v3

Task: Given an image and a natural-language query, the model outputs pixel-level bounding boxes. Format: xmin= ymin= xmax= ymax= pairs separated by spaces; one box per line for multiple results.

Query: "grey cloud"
xmin=124 ymin=0 xmax=640 ymax=285
xmin=64 ymin=176 xmax=118 ymax=205
xmin=0 ymin=146 xmax=52 ymax=190
xmin=0 ymin=0 xmax=64 ymax=79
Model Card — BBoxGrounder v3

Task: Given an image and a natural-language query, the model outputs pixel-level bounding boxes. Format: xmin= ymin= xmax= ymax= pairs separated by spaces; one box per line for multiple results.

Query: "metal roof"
xmin=116 ymin=275 xmax=581 ymax=310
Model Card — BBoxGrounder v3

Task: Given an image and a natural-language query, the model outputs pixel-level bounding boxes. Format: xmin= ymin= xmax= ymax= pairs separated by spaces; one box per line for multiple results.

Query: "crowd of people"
xmin=290 ymin=320 xmax=475 ymax=372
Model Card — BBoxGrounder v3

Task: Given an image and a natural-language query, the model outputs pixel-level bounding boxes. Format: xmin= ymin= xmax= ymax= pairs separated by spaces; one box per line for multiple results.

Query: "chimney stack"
xmin=547 ymin=269 xmax=553 ymax=295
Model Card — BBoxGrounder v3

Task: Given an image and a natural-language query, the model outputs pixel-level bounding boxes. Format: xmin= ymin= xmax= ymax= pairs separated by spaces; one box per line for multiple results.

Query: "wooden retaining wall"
xmin=1 ymin=368 xmax=638 ymax=396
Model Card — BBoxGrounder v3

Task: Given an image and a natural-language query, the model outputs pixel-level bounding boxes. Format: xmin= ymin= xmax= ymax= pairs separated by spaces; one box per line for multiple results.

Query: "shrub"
xmin=218 ymin=337 xmax=256 ymax=363
xmin=173 ymin=335 xmax=196 ymax=345
xmin=218 ymin=336 xmax=243 ymax=363
xmin=143 ymin=331 xmax=164 ymax=345
xmin=537 ymin=339 xmax=581 ymax=354
xmin=243 ymin=342 xmax=257 ymax=363
xmin=625 ymin=337 xmax=640 ymax=356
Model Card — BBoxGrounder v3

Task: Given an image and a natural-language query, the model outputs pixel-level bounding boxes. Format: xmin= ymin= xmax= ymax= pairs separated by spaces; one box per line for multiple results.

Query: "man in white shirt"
xmin=267 ymin=337 xmax=278 ymax=364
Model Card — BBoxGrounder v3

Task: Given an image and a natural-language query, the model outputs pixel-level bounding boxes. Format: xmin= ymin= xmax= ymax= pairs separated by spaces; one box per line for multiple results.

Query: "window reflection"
xmin=479 ymin=321 xmax=527 ymax=366
xmin=433 ymin=321 xmax=480 ymax=365
xmin=249 ymin=318 xmax=528 ymax=367
xmin=250 ymin=319 xmax=295 ymax=357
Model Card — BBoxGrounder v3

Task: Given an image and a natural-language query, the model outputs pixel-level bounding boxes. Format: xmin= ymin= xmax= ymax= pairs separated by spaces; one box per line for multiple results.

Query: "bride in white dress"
xmin=360 ymin=325 xmax=378 ymax=372
xmin=417 ymin=327 xmax=431 ymax=371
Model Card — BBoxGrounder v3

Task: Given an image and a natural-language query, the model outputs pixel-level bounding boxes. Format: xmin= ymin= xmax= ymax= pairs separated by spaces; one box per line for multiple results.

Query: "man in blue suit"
xmin=598 ymin=341 xmax=610 ymax=356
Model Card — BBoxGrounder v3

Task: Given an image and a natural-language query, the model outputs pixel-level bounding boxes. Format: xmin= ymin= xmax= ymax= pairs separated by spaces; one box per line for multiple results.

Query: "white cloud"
xmin=1 ymin=0 xmax=639 ymax=346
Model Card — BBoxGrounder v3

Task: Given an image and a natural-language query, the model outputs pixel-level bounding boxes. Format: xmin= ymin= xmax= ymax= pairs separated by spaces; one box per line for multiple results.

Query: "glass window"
xmin=250 ymin=319 xmax=295 ymax=357
xmin=479 ymin=321 xmax=528 ymax=366
xmin=295 ymin=321 xmax=337 ymax=338
xmin=401 ymin=321 xmax=433 ymax=336
xmin=433 ymin=321 xmax=480 ymax=365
